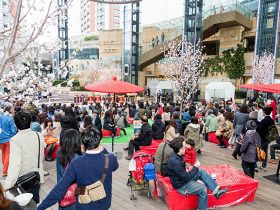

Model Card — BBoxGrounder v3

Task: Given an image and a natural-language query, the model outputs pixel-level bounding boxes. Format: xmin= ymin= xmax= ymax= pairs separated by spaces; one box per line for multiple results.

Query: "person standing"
xmin=257 ymin=106 xmax=275 ymax=170
xmin=4 ymin=111 xmax=44 ymax=204
xmin=184 ymin=117 xmax=203 ymax=154
xmin=0 ymin=104 xmax=17 ymax=177
xmin=157 ymin=90 xmax=161 ymax=103
xmin=152 ymin=114 xmax=165 ymax=140
xmin=240 ymin=120 xmax=261 ymax=178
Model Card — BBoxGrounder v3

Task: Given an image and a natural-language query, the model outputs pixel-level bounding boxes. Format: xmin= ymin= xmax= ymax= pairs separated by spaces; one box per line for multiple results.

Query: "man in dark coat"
xmin=257 ymin=106 xmax=275 ymax=170
xmin=125 ymin=116 xmax=152 ymax=160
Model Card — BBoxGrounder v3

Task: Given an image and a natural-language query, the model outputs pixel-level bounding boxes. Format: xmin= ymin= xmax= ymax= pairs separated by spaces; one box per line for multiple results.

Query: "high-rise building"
xmin=0 ymin=0 xmax=10 ymax=31
xmin=80 ymin=0 xmax=121 ymax=34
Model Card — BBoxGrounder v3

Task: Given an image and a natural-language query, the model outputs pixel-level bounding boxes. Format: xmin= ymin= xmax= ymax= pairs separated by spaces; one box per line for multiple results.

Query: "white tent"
xmin=205 ymin=82 xmax=235 ymax=101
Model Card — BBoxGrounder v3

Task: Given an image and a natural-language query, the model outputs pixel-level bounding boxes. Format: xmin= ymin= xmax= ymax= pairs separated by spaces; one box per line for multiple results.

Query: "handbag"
xmin=59 ymin=164 xmax=77 ymax=207
xmin=15 ymin=132 xmax=41 ymax=192
xmin=160 ymin=142 xmax=169 ymax=177
xmin=77 ymin=155 xmax=109 ymax=204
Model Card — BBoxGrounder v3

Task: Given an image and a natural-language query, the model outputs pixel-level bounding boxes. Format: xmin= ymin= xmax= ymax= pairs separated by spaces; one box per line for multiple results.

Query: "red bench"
xmin=102 ymin=128 xmax=121 ymax=138
xmin=156 ymin=165 xmax=258 ymax=210
xmin=140 ymin=140 xmax=163 ymax=156
xmin=208 ymin=132 xmax=220 ymax=144
xmin=44 ymin=143 xmax=60 ymax=159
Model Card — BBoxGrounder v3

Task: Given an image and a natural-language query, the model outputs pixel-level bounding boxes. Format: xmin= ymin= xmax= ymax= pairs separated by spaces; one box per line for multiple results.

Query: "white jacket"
xmin=5 ymin=129 xmax=45 ymax=189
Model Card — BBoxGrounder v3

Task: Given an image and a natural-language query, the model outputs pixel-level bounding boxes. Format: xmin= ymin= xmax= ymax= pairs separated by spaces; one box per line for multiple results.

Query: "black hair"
xmin=81 ymin=125 xmax=102 ymax=150
xmin=59 ymin=129 xmax=82 ymax=167
xmin=219 ymin=109 xmax=225 ymax=114
xmin=191 ymin=117 xmax=198 ymax=124
xmin=169 ymin=136 xmax=185 ymax=154
xmin=154 ymin=114 xmax=162 ymax=120
xmin=240 ymin=105 xmax=249 ymax=114
xmin=186 ymin=139 xmax=195 ymax=147
xmin=65 ymin=106 xmax=75 ymax=117
xmin=14 ymin=111 xmax=31 ymax=130
xmin=29 ymin=111 xmax=38 ymax=122
xmin=84 ymin=115 xmax=93 ymax=128
xmin=263 ymin=106 xmax=273 ymax=116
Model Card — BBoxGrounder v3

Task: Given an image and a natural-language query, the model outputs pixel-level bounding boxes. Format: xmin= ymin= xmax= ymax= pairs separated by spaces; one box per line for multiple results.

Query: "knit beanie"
xmin=246 ymin=120 xmax=257 ymax=130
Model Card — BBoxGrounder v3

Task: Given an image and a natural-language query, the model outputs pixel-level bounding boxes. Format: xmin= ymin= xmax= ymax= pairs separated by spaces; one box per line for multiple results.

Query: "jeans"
xmin=177 ymin=170 xmax=219 ymax=210
xmin=242 ymin=160 xmax=255 ymax=178
xmin=262 ymin=144 xmax=268 ymax=168
xmin=0 ymin=142 xmax=10 ymax=176
xmin=128 ymin=140 xmax=150 ymax=156
xmin=270 ymin=143 xmax=280 ymax=159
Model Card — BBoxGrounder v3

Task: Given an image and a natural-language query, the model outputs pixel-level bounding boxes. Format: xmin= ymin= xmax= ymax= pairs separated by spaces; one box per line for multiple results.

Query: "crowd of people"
xmin=0 ymin=91 xmax=279 ymax=210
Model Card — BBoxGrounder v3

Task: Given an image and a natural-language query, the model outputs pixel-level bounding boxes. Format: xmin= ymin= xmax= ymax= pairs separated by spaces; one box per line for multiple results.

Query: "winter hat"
xmin=249 ymin=111 xmax=258 ymax=120
xmin=246 ymin=120 xmax=257 ymax=130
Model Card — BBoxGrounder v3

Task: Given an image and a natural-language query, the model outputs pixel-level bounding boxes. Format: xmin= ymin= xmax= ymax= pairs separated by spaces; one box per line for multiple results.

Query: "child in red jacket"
xmin=184 ymin=139 xmax=196 ymax=166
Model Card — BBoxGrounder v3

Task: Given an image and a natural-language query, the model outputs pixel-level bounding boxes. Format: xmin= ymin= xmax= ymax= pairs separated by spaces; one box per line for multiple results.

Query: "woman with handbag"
xmin=4 ymin=111 xmax=44 ymax=204
xmin=38 ymin=125 xmax=119 ymax=210
xmin=56 ymin=129 xmax=83 ymax=210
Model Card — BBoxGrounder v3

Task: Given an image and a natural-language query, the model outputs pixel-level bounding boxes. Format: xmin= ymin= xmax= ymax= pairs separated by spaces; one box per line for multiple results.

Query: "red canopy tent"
xmin=85 ymin=76 xmax=144 ymax=94
xmin=240 ymin=83 xmax=280 ymax=93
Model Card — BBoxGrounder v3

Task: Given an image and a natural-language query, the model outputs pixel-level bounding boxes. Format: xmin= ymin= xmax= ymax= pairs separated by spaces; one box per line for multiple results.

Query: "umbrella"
xmin=85 ymin=76 xmax=144 ymax=94
xmin=85 ymin=76 xmax=144 ymax=152
xmin=239 ymin=84 xmax=266 ymax=91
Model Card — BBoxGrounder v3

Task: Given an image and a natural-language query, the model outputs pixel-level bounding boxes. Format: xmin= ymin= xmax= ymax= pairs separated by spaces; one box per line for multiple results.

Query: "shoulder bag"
xmin=76 ymin=154 xmax=109 ymax=204
xmin=160 ymin=142 xmax=169 ymax=177
xmin=59 ymin=163 xmax=77 ymax=207
xmin=251 ymin=133 xmax=266 ymax=162
xmin=15 ymin=132 xmax=41 ymax=192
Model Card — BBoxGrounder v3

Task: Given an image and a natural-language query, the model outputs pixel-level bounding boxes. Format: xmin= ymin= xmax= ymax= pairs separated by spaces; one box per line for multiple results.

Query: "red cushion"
xmin=102 ymin=129 xmax=121 ymax=138
xmin=140 ymin=140 xmax=163 ymax=156
xmin=208 ymin=132 xmax=220 ymax=144
xmin=44 ymin=143 xmax=60 ymax=159
xmin=156 ymin=165 xmax=258 ymax=210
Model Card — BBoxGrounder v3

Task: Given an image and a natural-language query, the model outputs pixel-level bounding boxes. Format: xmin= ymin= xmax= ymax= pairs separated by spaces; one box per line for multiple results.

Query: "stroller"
xmin=127 ymin=151 xmax=156 ymax=200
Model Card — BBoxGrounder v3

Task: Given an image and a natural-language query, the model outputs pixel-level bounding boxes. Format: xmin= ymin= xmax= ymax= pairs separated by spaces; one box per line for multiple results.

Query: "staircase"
xmin=139 ymin=3 xmax=253 ymax=70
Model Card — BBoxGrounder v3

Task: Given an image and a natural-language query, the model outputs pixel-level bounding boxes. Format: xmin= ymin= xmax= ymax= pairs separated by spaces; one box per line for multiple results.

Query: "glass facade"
xmin=183 ymin=0 xmax=203 ymax=45
xmin=255 ymin=0 xmax=280 ymax=56
xmin=122 ymin=3 xmax=140 ymax=85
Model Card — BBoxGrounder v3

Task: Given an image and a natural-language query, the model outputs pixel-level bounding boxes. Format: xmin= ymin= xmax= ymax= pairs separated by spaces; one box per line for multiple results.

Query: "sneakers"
xmin=214 ymin=188 xmax=228 ymax=199
xmin=268 ymin=159 xmax=278 ymax=164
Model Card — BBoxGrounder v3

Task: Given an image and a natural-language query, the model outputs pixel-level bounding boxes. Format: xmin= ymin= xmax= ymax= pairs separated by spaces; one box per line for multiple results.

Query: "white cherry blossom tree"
xmin=252 ymin=52 xmax=275 ymax=84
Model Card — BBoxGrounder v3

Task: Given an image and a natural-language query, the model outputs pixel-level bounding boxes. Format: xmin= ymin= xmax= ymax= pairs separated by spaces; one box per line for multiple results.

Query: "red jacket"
xmin=270 ymin=100 xmax=277 ymax=121
xmin=184 ymin=148 xmax=196 ymax=166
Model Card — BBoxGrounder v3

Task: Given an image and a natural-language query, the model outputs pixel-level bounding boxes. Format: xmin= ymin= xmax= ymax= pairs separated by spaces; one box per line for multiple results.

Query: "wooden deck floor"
xmin=2 ymin=141 xmax=280 ymax=210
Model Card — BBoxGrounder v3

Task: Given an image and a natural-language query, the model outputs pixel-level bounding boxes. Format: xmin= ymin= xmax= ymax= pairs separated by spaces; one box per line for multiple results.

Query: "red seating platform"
xmin=102 ymin=128 xmax=121 ymax=138
xmin=156 ymin=165 xmax=258 ymax=210
xmin=140 ymin=140 xmax=163 ymax=156
xmin=44 ymin=143 xmax=60 ymax=159
xmin=208 ymin=132 xmax=220 ymax=144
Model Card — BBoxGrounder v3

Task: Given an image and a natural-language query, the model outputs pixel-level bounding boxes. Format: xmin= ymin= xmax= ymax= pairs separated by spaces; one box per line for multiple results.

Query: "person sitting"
xmin=92 ymin=110 xmax=102 ymax=132
xmin=152 ymin=114 xmax=165 ymax=140
xmin=162 ymin=106 xmax=171 ymax=128
xmin=184 ymin=139 xmax=196 ymax=166
xmin=205 ymin=109 xmax=218 ymax=141
xmin=30 ymin=110 xmax=42 ymax=133
xmin=184 ymin=117 xmax=202 ymax=154
xmin=167 ymin=137 xmax=228 ymax=210
xmin=115 ymin=111 xmax=126 ymax=135
xmin=268 ymin=137 xmax=280 ymax=164
xmin=173 ymin=113 xmax=183 ymax=135
xmin=125 ymin=116 xmax=152 ymax=160
xmin=165 ymin=120 xmax=180 ymax=141
xmin=79 ymin=115 xmax=93 ymax=133
xmin=154 ymin=135 xmax=176 ymax=174
xmin=103 ymin=111 xmax=116 ymax=136
xmin=53 ymin=114 xmax=62 ymax=139
xmin=38 ymin=126 xmax=119 ymax=210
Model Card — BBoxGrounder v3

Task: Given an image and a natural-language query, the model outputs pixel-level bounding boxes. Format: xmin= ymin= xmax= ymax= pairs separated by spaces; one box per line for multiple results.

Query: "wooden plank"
xmin=1 ymin=141 xmax=279 ymax=210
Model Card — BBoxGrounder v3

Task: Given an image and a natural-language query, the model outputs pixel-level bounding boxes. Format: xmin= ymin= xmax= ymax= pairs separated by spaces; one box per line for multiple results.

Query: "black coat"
xmin=94 ymin=116 xmax=102 ymax=132
xmin=152 ymin=119 xmax=165 ymax=140
xmin=103 ymin=117 xmax=114 ymax=130
xmin=257 ymin=115 xmax=275 ymax=146
xmin=167 ymin=152 xmax=199 ymax=189
xmin=135 ymin=123 xmax=152 ymax=146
